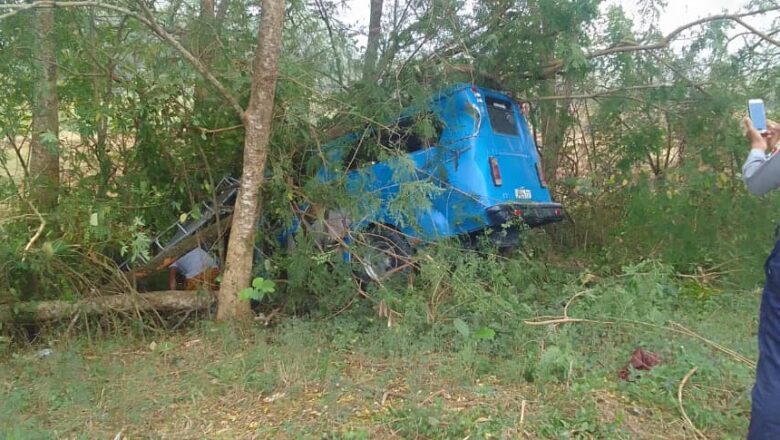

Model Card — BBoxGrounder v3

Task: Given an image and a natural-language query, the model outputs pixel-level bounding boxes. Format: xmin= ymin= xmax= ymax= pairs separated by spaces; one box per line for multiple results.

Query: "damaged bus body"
xmin=131 ymin=84 xmax=564 ymax=287
xmin=300 ymin=83 xmax=564 ymax=281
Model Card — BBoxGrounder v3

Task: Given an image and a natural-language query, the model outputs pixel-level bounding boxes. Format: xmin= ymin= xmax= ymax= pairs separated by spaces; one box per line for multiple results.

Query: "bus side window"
xmin=402 ymin=112 xmax=444 ymax=153
xmin=344 ymin=113 xmax=444 ymax=171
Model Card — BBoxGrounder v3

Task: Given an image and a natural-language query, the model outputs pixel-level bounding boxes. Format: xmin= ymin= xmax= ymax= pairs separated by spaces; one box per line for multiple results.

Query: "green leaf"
xmin=473 ymin=327 xmax=496 ymax=341
xmin=252 ymin=277 xmax=276 ymax=294
xmin=453 ymin=318 xmax=470 ymax=338
xmin=239 ymin=287 xmax=260 ymax=301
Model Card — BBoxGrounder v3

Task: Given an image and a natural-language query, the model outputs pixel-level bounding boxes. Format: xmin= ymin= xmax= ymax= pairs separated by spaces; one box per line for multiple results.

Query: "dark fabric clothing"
xmin=749 ymin=240 xmax=780 ymax=439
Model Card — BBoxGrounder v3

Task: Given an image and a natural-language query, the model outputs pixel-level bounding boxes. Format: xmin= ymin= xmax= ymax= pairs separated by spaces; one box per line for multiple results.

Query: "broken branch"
xmin=0 ymin=290 xmax=215 ymax=323
xmin=678 ymin=367 xmax=707 ymax=440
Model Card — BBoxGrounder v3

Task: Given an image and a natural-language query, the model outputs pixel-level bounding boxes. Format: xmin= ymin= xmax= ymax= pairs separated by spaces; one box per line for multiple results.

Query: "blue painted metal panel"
xmin=306 ymin=83 xmax=563 ymax=245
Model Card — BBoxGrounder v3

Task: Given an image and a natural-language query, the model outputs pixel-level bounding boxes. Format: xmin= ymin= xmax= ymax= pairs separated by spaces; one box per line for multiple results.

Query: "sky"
xmin=339 ymin=0 xmax=776 ymax=47
xmin=606 ymin=0 xmax=771 ymax=33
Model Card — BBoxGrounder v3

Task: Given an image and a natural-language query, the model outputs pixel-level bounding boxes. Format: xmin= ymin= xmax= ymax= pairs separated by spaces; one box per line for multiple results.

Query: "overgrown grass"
xmin=1 ymin=257 xmax=760 ymax=439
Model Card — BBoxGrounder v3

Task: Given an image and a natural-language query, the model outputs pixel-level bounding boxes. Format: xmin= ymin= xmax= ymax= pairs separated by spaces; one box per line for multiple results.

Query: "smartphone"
xmin=748 ymin=99 xmax=768 ymax=132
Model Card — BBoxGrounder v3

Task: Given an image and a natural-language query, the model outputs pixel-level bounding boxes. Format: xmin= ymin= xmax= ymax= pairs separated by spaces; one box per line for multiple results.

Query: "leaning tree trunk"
xmin=28 ymin=3 xmax=60 ymax=211
xmin=216 ymin=0 xmax=285 ymax=321
xmin=362 ymin=0 xmax=383 ymax=80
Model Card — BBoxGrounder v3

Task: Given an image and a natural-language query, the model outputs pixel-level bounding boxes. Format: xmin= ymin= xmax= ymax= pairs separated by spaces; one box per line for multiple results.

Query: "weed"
xmin=0 ymin=255 xmax=762 ymax=438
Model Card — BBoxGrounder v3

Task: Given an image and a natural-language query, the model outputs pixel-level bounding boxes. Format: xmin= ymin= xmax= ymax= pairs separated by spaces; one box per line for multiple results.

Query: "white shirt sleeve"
xmin=743 ymin=149 xmax=780 ymax=196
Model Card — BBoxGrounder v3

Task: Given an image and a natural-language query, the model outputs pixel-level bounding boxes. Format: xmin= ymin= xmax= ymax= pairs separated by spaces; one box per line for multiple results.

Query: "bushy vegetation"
xmin=1 ymin=256 xmax=760 ymax=437
xmin=1 ymin=0 xmax=779 ymax=436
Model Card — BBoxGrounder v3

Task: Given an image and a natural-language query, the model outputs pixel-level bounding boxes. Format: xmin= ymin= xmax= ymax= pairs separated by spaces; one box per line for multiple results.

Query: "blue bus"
xmin=298 ymin=83 xmax=564 ymax=281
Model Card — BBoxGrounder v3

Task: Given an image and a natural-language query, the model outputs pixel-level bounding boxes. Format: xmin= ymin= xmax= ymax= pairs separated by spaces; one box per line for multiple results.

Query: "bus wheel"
xmin=358 ymin=227 xmax=412 ymax=284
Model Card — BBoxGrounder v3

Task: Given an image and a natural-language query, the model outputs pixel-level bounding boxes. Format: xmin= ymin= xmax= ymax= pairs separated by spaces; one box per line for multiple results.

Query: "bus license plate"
xmin=515 ymin=188 xmax=532 ymax=199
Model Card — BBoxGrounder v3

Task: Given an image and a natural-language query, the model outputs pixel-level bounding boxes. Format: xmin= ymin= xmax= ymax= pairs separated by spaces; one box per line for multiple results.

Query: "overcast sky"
xmin=339 ymin=0 xmax=776 ymax=48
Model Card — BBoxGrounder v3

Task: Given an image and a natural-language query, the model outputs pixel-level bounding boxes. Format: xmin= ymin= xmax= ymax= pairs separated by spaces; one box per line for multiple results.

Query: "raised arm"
xmin=743 ymin=118 xmax=780 ymax=196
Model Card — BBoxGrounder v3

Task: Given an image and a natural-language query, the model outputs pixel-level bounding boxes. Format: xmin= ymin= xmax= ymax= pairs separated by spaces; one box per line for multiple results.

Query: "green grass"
xmin=0 ymin=260 xmax=761 ymax=439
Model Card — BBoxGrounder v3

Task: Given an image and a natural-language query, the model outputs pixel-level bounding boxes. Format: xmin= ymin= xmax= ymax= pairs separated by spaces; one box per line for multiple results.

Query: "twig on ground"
xmin=522 ymin=292 xmax=756 ymax=368
xmin=65 ymin=312 xmax=81 ymax=336
xmin=669 ymin=321 xmax=755 ymax=368
xmin=255 ymin=305 xmax=283 ymax=326
xmin=678 ymin=367 xmax=707 ymax=440
xmin=520 ymin=399 xmax=527 ymax=425
xmin=381 ymin=390 xmax=405 ymax=406
xmin=523 ymin=316 xmax=616 ymax=326
xmin=525 ymin=290 xmax=613 ymax=326
xmin=421 ymin=389 xmax=448 ymax=405
xmin=563 ymin=289 xmax=590 ymax=317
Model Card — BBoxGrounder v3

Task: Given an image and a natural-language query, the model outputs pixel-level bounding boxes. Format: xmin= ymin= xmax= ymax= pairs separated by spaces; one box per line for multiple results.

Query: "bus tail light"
xmin=489 ymin=157 xmax=502 ymax=186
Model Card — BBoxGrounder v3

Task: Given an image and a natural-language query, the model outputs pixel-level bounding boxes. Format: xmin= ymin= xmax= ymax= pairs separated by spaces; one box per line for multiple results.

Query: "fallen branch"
xmin=523 ymin=291 xmax=756 ymax=368
xmin=678 ymin=367 xmax=707 ymax=440
xmin=0 ymin=290 xmax=215 ymax=323
xmin=669 ymin=322 xmax=755 ymax=368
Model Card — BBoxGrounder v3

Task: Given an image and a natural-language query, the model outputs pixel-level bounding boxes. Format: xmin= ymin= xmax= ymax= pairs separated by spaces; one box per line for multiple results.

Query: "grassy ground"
xmin=0 ymin=260 xmax=761 ymax=439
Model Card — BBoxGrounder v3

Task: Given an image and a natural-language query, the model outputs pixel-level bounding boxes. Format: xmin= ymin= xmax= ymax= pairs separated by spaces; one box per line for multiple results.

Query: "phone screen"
xmin=749 ymin=99 xmax=768 ymax=132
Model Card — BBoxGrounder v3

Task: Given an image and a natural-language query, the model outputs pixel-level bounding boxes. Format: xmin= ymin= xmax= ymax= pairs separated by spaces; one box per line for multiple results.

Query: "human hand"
xmin=744 ymin=117 xmax=770 ymax=152
xmin=766 ymin=120 xmax=780 ymax=153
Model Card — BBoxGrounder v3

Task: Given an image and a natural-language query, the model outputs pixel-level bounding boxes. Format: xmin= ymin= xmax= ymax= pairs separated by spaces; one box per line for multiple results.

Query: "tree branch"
xmin=648 ymin=53 xmax=711 ymax=97
xmin=592 ymin=7 xmax=779 ymax=57
xmin=134 ymin=0 xmax=244 ymax=117
xmin=733 ymin=17 xmax=780 ymax=48
xmin=529 ymin=83 xmax=681 ymax=101
xmin=0 ymin=1 xmax=245 ymax=118
xmin=313 ymin=0 xmax=345 ymax=86
xmin=539 ymin=6 xmax=780 ymax=77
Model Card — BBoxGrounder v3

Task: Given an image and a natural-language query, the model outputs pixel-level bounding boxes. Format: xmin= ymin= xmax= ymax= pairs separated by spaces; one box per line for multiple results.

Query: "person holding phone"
xmin=742 ymin=114 xmax=780 ymax=438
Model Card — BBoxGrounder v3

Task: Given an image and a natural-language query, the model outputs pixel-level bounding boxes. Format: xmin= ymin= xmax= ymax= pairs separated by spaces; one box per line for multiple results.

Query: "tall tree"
xmin=28 ymin=2 xmax=59 ymax=210
xmin=216 ymin=0 xmax=285 ymax=321
xmin=362 ymin=0 xmax=383 ymax=80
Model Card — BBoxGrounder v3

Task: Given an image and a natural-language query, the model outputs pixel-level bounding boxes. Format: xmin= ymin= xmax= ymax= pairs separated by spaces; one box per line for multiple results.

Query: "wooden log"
xmin=0 ymin=290 xmax=216 ymax=323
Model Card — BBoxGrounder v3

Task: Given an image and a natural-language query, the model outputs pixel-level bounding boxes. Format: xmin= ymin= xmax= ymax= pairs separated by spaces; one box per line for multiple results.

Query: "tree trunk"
xmin=362 ymin=0 xmax=383 ymax=80
xmin=539 ymin=78 xmax=571 ymax=184
xmin=192 ymin=0 xmax=216 ymax=106
xmin=0 ymin=290 xmax=214 ymax=323
xmin=216 ymin=0 xmax=285 ymax=321
xmin=28 ymin=3 xmax=59 ymax=211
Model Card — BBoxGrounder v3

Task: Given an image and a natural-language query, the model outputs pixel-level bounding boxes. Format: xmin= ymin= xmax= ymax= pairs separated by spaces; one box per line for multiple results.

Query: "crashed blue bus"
xmin=131 ymin=84 xmax=564 ymax=286
xmin=297 ymin=83 xmax=564 ymax=281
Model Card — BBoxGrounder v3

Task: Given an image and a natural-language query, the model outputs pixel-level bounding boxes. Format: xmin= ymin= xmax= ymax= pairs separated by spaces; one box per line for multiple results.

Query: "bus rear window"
xmin=485 ymin=97 xmax=518 ymax=136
